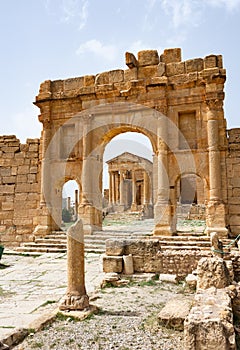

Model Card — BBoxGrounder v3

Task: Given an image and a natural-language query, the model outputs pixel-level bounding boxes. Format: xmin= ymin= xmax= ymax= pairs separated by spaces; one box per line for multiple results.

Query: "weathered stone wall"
xmin=103 ymin=239 xmax=211 ymax=278
xmin=0 ymin=136 xmax=41 ymax=246
xmin=227 ymin=129 xmax=240 ymax=237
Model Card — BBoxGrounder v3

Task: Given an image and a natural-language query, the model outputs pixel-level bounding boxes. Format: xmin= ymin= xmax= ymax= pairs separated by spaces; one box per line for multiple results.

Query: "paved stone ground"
xmin=0 ymin=217 xmax=205 ymax=348
xmin=0 ymin=251 xmax=104 ymax=341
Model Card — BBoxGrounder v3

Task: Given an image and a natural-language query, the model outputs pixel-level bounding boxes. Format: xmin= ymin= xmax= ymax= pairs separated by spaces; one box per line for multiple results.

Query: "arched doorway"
xmin=61 ymin=180 xmax=79 ymax=229
xmin=175 ymin=173 xmax=207 ymax=231
xmin=102 ymin=131 xmax=154 ymax=223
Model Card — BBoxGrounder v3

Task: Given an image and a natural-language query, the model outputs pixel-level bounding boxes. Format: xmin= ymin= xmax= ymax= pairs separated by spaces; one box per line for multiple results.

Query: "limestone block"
xmin=185 ymin=58 xmax=203 ymax=73
xmin=132 ymin=256 xmax=145 ymax=272
xmin=2 ymin=176 xmax=16 ymax=184
xmin=29 ymin=166 xmax=38 ymax=174
xmin=102 ymin=254 xmax=123 ymax=273
xmin=125 ymin=52 xmax=138 ymax=68
xmin=123 ymin=254 xmax=134 ymax=275
xmin=2 ymin=202 xmax=14 ymax=211
xmin=229 ymin=205 xmax=240 ymax=214
xmin=158 ymin=297 xmax=192 ymax=330
xmin=197 ymin=257 xmax=231 ymax=290
xmin=166 ymin=62 xmax=185 ymax=77
xmin=18 ymin=165 xmax=29 ymax=175
xmin=84 ymin=75 xmax=95 ymax=86
xmin=229 ymin=215 xmax=240 ymax=226
xmin=16 ymin=175 xmax=27 ymax=183
xmin=108 ymin=70 xmax=124 ymax=84
xmin=0 ymin=168 xmax=11 ymax=177
xmin=184 ymin=288 xmax=236 ymax=350
xmin=105 ymin=239 xmax=125 ymax=256
xmin=160 ymin=48 xmax=182 ymax=64
xmin=157 ymin=62 xmax=166 ymax=76
xmin=63 ymin=77 xmax=84 ymax=91
xmin=204 ymin=54 xmax=217 ymax=69
xmin=185 ymin=274 xmax=197 ymax=290
xmin=95 ymin=72 xmax=109 ymax=85
xmin=0 ymin=185 xmax=15 ymax=194
xmin=124 ymin=68 xmax=138 ymax=81
xmin=138 ymin=50 xmax=159 ymax=67
xmin=138 ymin=65 xmax=158 ymax=79
xmin=160 ymin=274 xmax=178 ymax=284
xmin=124 ymin=239 xmax=161 ymax=256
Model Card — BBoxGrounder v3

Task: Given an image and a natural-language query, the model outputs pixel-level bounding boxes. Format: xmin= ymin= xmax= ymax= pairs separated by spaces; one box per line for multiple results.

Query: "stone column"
xmin=205 ymin=100 xmax=227 ymax=237
xmin=111 ymin=172 xmax=116 ymax=205
xmin=67 ymin=197 xmax=71 ymax=211
xmin=154 ymin=115 xmax=174 ymax=235
xmin=74 ymin=190 xmax=78 ymax=219
xmin=59 ymin=219 xmax=89 ymax=311
xmin=119 ymin=170 xmax=125 ymax=211
xmin=143 ymin=171 xmax=149 ymax=205
xmin=131 ymin=170 xmax=137 ymax=211
xmin=79 ymin=115 xmax=102 ymax=234
xmin=108 ymin=171 xmax=112 ymax=206
xmin=34 ymin=120 xmax=53 ymax=236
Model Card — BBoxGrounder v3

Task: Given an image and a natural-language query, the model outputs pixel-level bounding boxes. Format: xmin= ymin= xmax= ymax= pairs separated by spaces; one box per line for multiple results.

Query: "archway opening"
xmin=102 ymin=131 xmax=155 ymax=228
xmin=176 ymin=174 xmax=206 ymax=232
xmin=61 ymin=180 xmax=79 ymax=230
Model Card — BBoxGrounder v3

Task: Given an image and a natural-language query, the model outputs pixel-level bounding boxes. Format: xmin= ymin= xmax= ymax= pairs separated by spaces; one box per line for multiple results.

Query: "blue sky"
xmin=0 ymin=0 xmax=240 ymax=143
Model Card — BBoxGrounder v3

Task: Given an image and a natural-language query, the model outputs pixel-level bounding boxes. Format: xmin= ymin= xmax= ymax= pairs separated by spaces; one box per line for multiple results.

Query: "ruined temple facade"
xmin=106 ymin=152 xmax=153 ymax=216
xmin=1 ymin=48 xmax=240 ymax=246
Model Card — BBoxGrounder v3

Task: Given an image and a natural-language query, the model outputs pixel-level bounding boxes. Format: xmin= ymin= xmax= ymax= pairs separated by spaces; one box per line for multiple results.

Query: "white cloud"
xmin=160 ymin=0 xmax=202 ymax=28
xmin=76 ymin=39 xmax=118 ymax=61
xmin=159 ymin=0 xmax=240 ymax=29
xmin=45 ymin=0 xmax=89 ymax=30
xmin=206 ymin=0 xmax=240 ymax=11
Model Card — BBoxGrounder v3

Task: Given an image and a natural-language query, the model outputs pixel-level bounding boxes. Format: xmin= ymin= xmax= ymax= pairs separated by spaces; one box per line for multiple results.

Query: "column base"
xmin=153 ymin=225 xmax=173 ymax=236
xmin=205 ymin=201 xmax=228 ymax=238
xmin=131 ymin=203 xmax=138 ymax=212
xmin=153 ymin=201 xmax=176 ymax=236
xmin=33 ymin=225 xmax=51 ymax=237
xmin=59 ymin=293 xmax=89 ymax=311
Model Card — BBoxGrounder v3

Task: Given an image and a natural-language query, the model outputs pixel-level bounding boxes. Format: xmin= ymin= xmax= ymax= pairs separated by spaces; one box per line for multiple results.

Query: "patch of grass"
xmin=55 ymin=312 xmax=80 ymax=322
xmin=31 ymin=341 xmax=44 ymax=348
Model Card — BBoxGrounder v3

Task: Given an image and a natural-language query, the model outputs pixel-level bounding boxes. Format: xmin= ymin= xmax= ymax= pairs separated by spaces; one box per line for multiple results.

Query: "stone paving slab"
xmin=0 ymin=251 xmax=104 ymax=342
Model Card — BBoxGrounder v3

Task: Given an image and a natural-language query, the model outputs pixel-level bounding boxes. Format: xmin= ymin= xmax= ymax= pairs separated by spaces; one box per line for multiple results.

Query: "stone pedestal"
xmin=205 ymin=201 xmax=228 ymax=238
xmin=59 ymin=219 xmax=89 ymax=311
xmin=153 ymin=202 xmax=174 ymax=236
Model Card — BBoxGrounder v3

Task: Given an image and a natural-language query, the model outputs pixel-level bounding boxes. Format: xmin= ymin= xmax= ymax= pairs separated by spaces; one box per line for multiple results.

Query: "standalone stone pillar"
xmin=154 ymin=115 xmax=174 ymax=235
xmin=131 ymin=170 xmax=137 ymax=211
xmin=59 ymin=219 xmax=89 ymax=311
xmin=74 ymin=189 xmax=78 ymax=218
xmin=205 ymin=101 xmax=227 ymax=237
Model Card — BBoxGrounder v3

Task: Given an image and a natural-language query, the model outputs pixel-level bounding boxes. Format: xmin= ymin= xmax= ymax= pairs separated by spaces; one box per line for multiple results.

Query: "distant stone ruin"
xmin=0 ymin=48 xmax=240 ymax=246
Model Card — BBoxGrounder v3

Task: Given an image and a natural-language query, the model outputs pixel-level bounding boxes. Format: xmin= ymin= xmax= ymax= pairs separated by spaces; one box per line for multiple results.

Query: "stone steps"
xmin=15 ymin=226 xmax=237 ymax=255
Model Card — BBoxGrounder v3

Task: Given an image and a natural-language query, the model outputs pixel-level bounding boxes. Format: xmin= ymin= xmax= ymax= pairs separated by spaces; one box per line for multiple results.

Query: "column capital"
xmin=206 ymin=99 xmax=223 ymax=113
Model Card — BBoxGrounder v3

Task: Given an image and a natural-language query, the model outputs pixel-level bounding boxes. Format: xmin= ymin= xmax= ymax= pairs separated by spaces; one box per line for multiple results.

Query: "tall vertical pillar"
xmin=59 ymin=219 xmax=89 ymax=311
xmin=131 ymin=170 xmax=137 ymax=211
xmin=143 ymin=171 xmax=149 ymax=205
xmin=79 ymin=115 xmax=102 ymax=234
xmin=34 ymin=119 xmax=54 ymax=236
xmin=119 ymin=170 xmax=125 ymax=211
xmin=74 ymin=189 xmax=78 ymax=219
xmin=111 ymin=172 xmax=116 ymax=205
xmin=205 ymin=100 xmax=227 ymax=237
xmin=154 ymin=115 xmax=174 ymax=235
xmin=108 ymin=171 xmax=112 ymax=206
